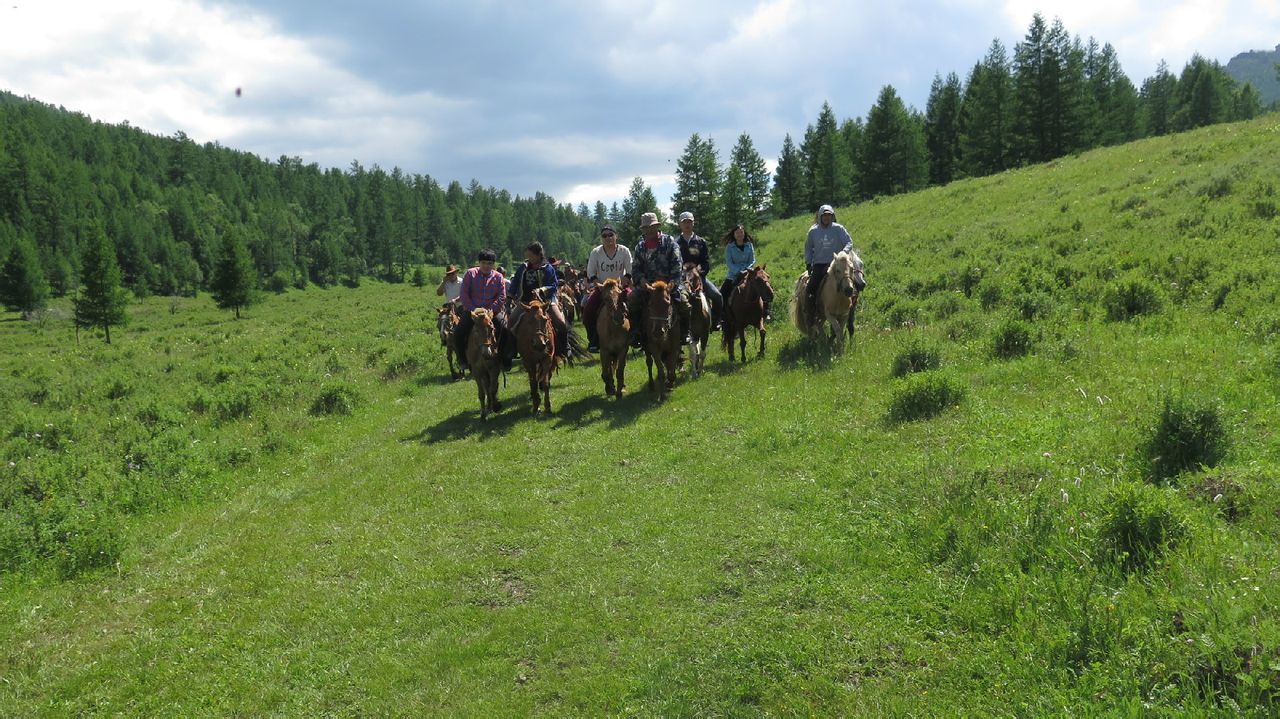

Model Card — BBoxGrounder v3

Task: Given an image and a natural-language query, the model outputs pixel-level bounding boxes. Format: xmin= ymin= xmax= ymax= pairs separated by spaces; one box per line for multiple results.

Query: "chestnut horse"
xmin=643 ymin=280 xmax=681 ymax=401
xmin=465 ymin=308 xmax=502 ymax=420
xmin=515 ymin=299 xmax=559 ymax=415
xmin=557 ymin=283 xmax=578 ymax=326
xmin=595 ymin=278 xmax=630 ymax=399
xmin=723 ymin=265 xmax=775 ymax=362
xmin=685 ymin=269 xmax=711 ymax=378
xmin=437 ymin=303 xmax=463 ymax=379
xmin=791 ymin=250 xmax=865 ymax=353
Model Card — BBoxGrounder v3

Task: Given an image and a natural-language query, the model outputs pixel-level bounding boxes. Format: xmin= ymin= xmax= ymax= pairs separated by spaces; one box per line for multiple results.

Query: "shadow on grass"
xmin=550 ymin=386 xmax=662 ymax=430
xmin=403 ymin=399 xmax=531 ymax=443
xmin=774 ymin=336 xmax=860 ymax=371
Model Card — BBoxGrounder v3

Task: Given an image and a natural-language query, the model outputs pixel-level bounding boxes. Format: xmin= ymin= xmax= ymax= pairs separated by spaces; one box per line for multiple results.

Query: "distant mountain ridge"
xmin=1225 ymin=43 xmax=1280 ymax=107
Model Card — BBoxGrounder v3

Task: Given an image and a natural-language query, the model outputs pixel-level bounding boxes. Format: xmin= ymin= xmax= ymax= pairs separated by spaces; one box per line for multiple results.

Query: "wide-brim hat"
xmin=639 ymin=212 xmax=660 ymax=229
xmin=445 ymin=264 xmax=458 ymax=274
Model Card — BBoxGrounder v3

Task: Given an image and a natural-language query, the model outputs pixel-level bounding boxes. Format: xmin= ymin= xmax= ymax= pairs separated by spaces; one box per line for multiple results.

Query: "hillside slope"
xmin=3 ymin=117 xmax=1280 ymax=715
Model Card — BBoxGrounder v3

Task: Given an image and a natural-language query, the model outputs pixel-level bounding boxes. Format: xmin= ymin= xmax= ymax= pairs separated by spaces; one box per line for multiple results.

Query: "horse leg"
xmin=601 ymin=350 xmax=614 ymax=396
xmin=541 ymin=369 xmax=552 ymax=415
xmin=758 ymin=325 xmax=767 ymax=358
xmin=528 ymin=370 xmax=540 ymax=414
xmin=616 ymin=349 xmax=627 ymax=398
xmin=738 ymin=330 xmax=747 ymax=363
xmin=646 ymin=351 xmax=655 ymax=393
xmin=477 ymin=375 xmax=489 ymax=420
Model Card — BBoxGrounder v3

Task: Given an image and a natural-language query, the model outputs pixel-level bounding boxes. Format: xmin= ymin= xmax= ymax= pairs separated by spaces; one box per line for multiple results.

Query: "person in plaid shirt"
xmin=627 ymin=212 xmax=689 ymax=349
xmin=453 ymin=249 xmax=508 ymax=371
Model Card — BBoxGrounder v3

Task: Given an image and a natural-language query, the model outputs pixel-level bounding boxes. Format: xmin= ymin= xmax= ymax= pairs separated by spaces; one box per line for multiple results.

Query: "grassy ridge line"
xmin=2 ymin=116 xmax=1280 ymax=714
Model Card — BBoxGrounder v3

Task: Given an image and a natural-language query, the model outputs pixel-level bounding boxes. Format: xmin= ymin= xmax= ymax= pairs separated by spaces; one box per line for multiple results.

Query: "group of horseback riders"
xmin=438 ymin=203 xmax=862 ymax=375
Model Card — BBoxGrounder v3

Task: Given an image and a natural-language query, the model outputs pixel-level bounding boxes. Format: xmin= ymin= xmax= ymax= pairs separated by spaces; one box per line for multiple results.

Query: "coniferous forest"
xmin=0 ymin=13 xmax=1272 ymax=316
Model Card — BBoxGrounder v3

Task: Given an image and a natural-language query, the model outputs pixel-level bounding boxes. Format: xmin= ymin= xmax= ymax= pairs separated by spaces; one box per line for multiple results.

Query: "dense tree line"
xmin=764 ymin=13 xmax=1268 ymax=217
xmin=0 ymin=90 xmax=600 ymax=312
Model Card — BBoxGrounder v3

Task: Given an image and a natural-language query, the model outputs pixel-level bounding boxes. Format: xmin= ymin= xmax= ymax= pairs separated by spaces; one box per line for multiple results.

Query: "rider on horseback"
xmin=506 ymin=241 xmax=583 ymax=364
xmin=675 ymin=211 xmax=723 ymax=331
xmin=436 ymin=264 xmax=462 ymax=308
xmin=627 ymin=212 xmax=688 ymax=351
xmin=803 ymin=204 xmax=853 ymax=327
xmin=583 ymin=224 xmax=633 ymax=352
xmin=453 ymin=250 xmax=508 ymax=372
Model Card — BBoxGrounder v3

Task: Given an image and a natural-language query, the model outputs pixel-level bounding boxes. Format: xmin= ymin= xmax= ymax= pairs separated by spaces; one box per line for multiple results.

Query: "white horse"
xmin=791 ymin=250 xmax=866 ymax=353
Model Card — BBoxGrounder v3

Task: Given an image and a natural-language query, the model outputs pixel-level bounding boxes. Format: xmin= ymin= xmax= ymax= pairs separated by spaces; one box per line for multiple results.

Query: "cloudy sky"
xmin=2 ymin=1 xmax=1277 ymax=210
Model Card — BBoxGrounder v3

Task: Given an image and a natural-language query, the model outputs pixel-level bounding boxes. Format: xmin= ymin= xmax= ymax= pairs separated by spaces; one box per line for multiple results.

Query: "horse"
xmin=515 ymin=299 xmax=559 ymax=415
xmin=791 ymin=250 xmax=866 ymax=353
xmin=685 ymin=268 xmax=711 ymax=379
xmin=465 ymin=308 xmax=502 ymax=420
xmin=643 ymin=280 xmax=682 ymax=401
xmin=722 ymin=265 xmax=775 ymax=362
xmin=437 ymin=303 xmax=464 ymax=379
xmin=595 ymin=278 xmax=630 ymax=399
xmin=557 ymin=283 xmax=578 ymax=326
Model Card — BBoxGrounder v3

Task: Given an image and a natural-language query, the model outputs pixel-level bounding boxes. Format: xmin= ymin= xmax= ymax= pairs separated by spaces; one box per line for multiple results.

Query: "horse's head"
xmin=524 ymin=300 xmax=553 ymax=354
xmin=850 ymin=251 xmax=867 ymax=292
xmin=685 ymin=268 xmax=703 ymax=296
xmin=647 ymin=280 xmax=674 ymax=342
xmin=749 ymin=266 xmax=775 ymax=303
xmin=470 ymin=308 xmax=499 ymax=360
xmin=830 ymin=252 xmax=859 ymax=298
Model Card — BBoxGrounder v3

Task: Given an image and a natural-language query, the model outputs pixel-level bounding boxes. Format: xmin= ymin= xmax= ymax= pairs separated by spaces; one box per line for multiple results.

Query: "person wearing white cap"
xmin=675 ymin=211 xmax=723 ymax=330
xmin=803 ymin=204 xmax=856 ymax=323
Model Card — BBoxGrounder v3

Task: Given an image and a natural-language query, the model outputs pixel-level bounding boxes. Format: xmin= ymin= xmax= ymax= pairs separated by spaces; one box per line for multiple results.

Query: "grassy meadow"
xmin=3 ymin=117 xmax=1280 ymax=715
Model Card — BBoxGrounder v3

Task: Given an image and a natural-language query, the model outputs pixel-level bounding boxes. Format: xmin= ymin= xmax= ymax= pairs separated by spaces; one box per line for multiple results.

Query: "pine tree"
xmin=860 ymin=85 xmax=928 ymax=198
xmin=839 ymin=118 xmax=865 ymax=199
xmin=1138 ymin=61 xmax=1177 ymax=136
xmin=620 ymin=177 xmax=662 ymax=241
xmin=73 ymin=227 xmax=129 ymax=343
xmin=771 ymin=134 xmax=808 ymax=218
xmin=925 ymin=72 xmax=964 ymax=186
xmin=0 ymin=236 xmax=50 ymax=316
xmin=670 ymin=133 xmax=723 ymax=233
xmin=719 ymin=164 xmax=750 ymax=231
xmin=959 ymin=39 xmax=1013 ymax=176
xmin=800 ymin=102 xmax=853 ymax=208
xmin=729 ymin=132 xmax=771 ymax=225
xmin=211 ymin=226 xmax=256 ymax=318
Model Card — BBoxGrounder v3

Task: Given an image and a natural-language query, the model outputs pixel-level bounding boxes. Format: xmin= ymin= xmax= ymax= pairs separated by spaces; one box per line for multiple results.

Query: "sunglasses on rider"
xmin=601 ymin=231 xmax=615 ymax=238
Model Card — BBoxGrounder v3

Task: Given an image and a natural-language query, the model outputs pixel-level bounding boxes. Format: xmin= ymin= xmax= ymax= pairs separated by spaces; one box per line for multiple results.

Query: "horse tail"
xmin=791 ymin=273 xmax=806 ymax=330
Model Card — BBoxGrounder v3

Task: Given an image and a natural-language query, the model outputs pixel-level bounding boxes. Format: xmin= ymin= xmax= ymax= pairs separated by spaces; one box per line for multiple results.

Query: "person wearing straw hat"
xmin=627 ymin=211 xmax=688 ymax=350
xmin=436 ymin=264 xmax=463 ymax=307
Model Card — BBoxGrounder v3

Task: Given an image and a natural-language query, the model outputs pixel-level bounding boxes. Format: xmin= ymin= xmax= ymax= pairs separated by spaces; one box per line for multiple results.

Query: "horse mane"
xmin=471 ymin=307 xmax=491 ymax=321
xmin=651 ymin=280 xmax=669 ymax=292
xmin=600 ymin=277 xmax=619 ymax=289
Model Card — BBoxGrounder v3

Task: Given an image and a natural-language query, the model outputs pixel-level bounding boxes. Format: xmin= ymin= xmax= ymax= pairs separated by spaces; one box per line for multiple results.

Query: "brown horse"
xmin=723 ymin=265 xmax=774 ymax=362
xmin=515 ymin=299 xmax=559 ymax=415
xmin=595 ymin=278 xmax=630 ymax=399
xmin=558 ymin=283 xmax=578 ymax=326
xmin=437 ymin=303 xmax=463 ymax=379
xmin=685 ymin=269 xmax=711 ymax=378
xmin=465 ymin=308 xmax=502 ymax=420
xmin=643 ymin=281 xmax=681 ymax=401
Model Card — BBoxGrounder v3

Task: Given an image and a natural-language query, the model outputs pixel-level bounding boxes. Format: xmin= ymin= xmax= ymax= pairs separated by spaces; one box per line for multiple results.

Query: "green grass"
xmin=3 ymin=117 xmax=1280 ymax=714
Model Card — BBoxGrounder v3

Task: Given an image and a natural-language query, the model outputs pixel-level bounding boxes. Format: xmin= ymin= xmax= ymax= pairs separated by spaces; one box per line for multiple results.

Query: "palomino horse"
xmin=465 ymin=308 xmax=502 ymax=420
xmin=643 ymin=280 xmax=682 ymax=401
xmin=437 ymin=303 xmax=463 ymax=379
xmin=595 ymin=278 xmax=630 ymax=399
xmin=685 ymin=268 xmax=711 ymax=378
xmin=515 ymin=299 xmax=559 ymax=415
xmin=723 ymin=265 xmax=775 ymax=362
xmin=791 ymin=250 xmax=866 ymax=353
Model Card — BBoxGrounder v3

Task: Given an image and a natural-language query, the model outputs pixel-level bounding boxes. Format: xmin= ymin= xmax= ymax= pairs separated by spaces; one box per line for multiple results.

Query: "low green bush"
xmin=992 ymin=318 xmax=1032 ymax=359
xmin=888 ymin=371 xmax=965 ymax=423
xmin=1102 ymin=275 xmax=1165 ymax=321
xmin=1142 ymin=393 xmax=1228 ymax=483
xmin=311 ymin=383 xmax=359 ymax=416
xmin=890 ymin=337 xmax=942 ymax=378
xmin=1097 ymin=481 xmax=1188 ymax=572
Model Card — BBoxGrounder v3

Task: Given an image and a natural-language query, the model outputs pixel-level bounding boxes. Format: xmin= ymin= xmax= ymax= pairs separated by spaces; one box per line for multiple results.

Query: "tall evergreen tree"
xmin=728 ymin=132 xmax=771 ymax=225
xmin=959 ymin=39 xmax=1013 ymax=177
xmin=1086 ymin=42 xmax=1139 ymax=146
xmin=0 ymin=235 xmax=49 ymax=315
xmin=1138 ymin=61 xmax=1178 ymax=136
xmin=719 ymin=164 xmax=750 ymax=230
xmin=211 ymin=226 xmax=256 ymax=319
xmin=924 ymin=72 xmax=964 ymax=186
xmin=839 ymin=118 xmax=865 ymax=199
xmin=1011 ymin=15 xmax=1085 ymax=163
xmin=860 ymin=85 xmax=928 ymax=198
xmin=771 ymin=134 xmax=808 ymax=218
xmin=620 ymin=177 xmax=661 ymax=241
xmin=1171 ymin=55 xmax=1236 ymax=131
xmin=670 ymin=133 xmax=723 ymax=232
xmin=800 ymin=102 xmax=853 ymax=208
xmin=73 ymin=226 xmax=128 ymax=343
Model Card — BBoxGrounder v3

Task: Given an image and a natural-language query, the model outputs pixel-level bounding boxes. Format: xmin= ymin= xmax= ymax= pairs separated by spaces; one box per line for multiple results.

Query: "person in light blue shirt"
xmin=720 ymin=223 xmax=773 ymax=321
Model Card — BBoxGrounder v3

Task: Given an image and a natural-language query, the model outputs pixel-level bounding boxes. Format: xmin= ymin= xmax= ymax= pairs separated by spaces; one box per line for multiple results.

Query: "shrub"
xmin=265 ymin=271 xmax=290 ymax=294
xmin=1097 ymin=481 xmax=1188 ymax=572
xmin=888 ymin=372 xmax=965 ymax=423
xmin=1014 ymin=289 xmax=1053 ymax=320
xmin=48 ymin=501 xmax=124 ymax=578
xmin=383 ymin=353 xmax=421 ymax=380
xmin=891 ymin=337 xmax=942 ymax=378
xmin=311 ymin=383 xmax=359 ymax=416
xmin=977 ymin=278 xmax=1003 ymax=310
xmin=884 ymin=300 xmax=922 ymax=328
xmin=992 ymin=318 xmax=1032 ymax=359
xmin=104 ymin=376 xmax=132 ymax=400
xmin=411 ymin=266 xmax=427 ymax=287
xmin=1102 ymin=275 xmax=1164 ymax=321
xmin=1142 ymin=393 xmax=1228 ymax=483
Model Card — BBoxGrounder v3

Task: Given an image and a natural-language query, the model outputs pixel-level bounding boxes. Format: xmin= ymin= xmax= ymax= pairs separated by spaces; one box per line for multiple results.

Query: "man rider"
xmin=453 ymin=249 xmax=507 ymax=371
xmin=804 ymin=204 xmax=853 ymax=326
xmin=627 ymin=212 xmax=688 ymax=350
xmin=506 ymin=241 xmax=582 ymax=363
xmin=675 ymin=211 xmax=723 ymax=330
xmin=582 ymin=224 xmax=633 ymax=352
xmin=436 ymin=264 xmax=462 ymax=307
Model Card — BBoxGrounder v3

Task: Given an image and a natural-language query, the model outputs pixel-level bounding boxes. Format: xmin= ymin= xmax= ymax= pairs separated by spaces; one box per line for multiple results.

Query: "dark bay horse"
xmin=465 ymin=308 xmax=502 ymax=420
xmin=643 ymin=280 xmax=681 ymax=401
xmin=723 ymin=265 xmax=775 ymax=362
xmin=595 ymin=278 xmax=630 ymax=399
xmin=516 ymin=299 xmax=558 ymax=415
